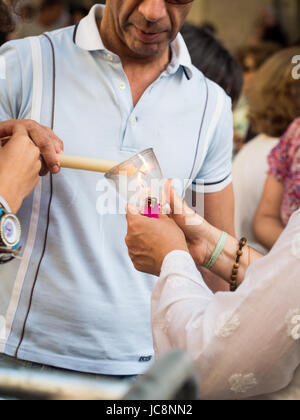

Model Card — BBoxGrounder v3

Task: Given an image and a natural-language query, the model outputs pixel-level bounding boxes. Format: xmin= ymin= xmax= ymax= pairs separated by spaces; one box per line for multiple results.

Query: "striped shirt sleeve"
xmin=193 ymin=93 xmax=233 ymax=194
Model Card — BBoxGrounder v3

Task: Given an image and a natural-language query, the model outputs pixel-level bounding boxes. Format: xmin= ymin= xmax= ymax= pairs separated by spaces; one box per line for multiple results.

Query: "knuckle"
xmin=25 ymin=119 xmax=37 ymax=130
xmin=44 ymin=126 xmax=53 ymax=134
xmin=37 ymin=138 xmax=48 ymax=150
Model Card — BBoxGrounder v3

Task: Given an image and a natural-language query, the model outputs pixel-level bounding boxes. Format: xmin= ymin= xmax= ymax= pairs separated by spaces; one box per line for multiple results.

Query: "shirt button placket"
xmin=131 ymin=116 xmax=137 ymax=126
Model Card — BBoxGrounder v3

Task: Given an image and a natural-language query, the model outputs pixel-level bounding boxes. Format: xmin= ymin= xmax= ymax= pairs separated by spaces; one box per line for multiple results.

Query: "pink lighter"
xmin=144 ymin=197 xmax=161 ymax=219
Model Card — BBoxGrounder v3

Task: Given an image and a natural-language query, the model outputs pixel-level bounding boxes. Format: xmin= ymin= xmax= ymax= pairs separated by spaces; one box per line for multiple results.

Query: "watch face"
xmin=0 ymin=215 xmax=21 ymax=248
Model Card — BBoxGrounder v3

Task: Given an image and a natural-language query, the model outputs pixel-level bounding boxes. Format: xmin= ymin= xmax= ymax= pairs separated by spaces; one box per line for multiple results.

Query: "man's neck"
xmin=98 ymin=15 xmax=172 ymax=106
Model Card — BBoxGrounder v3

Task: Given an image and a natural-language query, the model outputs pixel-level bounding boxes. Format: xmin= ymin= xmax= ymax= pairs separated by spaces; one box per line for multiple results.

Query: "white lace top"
xmin=152 ymin=209 xmax=300 ymax=400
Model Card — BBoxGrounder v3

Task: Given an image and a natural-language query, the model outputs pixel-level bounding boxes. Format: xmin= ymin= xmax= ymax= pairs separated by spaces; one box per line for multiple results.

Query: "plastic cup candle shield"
xmin=105 ymin=148 xmax=164 ymax=218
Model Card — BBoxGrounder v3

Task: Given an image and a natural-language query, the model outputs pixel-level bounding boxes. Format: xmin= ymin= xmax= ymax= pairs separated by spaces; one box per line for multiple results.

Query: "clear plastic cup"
xmin=105 ymin=148 xmax=164 ymax=216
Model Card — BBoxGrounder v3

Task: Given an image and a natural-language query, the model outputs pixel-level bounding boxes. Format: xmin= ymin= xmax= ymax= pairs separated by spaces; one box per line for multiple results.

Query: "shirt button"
xmin=106 ymin=54 xmax=114 ymax=61
xmin=131 ymin=116 xmax=137 ymax=126
xmin=119 ymin=82 xmax=126 ymax=90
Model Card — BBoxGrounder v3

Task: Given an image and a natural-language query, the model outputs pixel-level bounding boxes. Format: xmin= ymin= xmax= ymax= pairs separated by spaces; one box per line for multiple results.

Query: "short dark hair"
xmin=181 ymin=24 xmax=243 ymax=108
xmin=0 ymin=0 xmax=15 ymax=33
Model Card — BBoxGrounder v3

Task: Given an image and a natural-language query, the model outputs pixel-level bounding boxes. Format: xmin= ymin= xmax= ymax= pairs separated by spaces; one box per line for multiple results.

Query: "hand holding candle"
xmin=58 ymin=154 xmax=120 ymax=174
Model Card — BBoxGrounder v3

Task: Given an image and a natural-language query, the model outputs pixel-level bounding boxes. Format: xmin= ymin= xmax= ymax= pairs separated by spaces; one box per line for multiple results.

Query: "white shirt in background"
xmin=232 ymin=134 xmax=279 ymax=254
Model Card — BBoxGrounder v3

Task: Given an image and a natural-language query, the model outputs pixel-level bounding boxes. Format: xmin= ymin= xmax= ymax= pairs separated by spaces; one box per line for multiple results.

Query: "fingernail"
xmin=52 ymin=165 xmax=60 ymax=174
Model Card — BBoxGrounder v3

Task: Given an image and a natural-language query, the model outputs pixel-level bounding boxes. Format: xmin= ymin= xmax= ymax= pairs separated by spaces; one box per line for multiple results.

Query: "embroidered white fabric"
xmin=229 ymin=373 xmax=258 ymax=394
xmin=215 ymin=312 xmax=240 ymax=338
xmin=152 ymin=209 xmax=300 ymax=400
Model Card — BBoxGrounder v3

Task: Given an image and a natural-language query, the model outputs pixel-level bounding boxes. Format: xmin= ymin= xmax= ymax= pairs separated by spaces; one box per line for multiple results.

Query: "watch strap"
xmin=0 ymin=195 xmax=12 ymax=214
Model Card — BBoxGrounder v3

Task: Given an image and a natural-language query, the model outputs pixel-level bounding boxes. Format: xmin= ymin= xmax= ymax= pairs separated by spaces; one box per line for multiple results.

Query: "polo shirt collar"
xmin=75 ymin=4 xmax=194 ymax=78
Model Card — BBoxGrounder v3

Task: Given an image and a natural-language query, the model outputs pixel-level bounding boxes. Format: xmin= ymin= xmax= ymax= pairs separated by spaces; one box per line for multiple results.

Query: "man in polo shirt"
xmin=0 ymin=1 xmax=234 ymax=377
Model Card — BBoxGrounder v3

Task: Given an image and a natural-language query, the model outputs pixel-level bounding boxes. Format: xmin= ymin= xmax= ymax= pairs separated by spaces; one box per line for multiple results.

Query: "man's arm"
xmin=186 ymin=184 xmax=235 ymax=293
xmin=202 ymin=184 xmax=235 ymax=292
xmin=190 ymin=89 xmax=235 ymax=291
xmin=204 ymin=183 xmax=235 ymax=236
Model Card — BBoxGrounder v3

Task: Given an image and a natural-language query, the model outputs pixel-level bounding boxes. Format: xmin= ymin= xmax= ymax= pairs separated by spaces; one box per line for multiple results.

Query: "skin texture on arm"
xmin=170 ymin=181 xmax=262 ymax=286
xmin=203 ymin=184 xmax=235 ymax=237
xmin=194 ymin=184 xmax=236 ymax=292
xmin=254 ymin=175 xmax=285 ymax=250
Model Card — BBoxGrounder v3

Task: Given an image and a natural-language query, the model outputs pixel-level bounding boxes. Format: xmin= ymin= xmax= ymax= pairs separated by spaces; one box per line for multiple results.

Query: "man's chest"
xmin=49 ymin=61 xmax=205 ymax=183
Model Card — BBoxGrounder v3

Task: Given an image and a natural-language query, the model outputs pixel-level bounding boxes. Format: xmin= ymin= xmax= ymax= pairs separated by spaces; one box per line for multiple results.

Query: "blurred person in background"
xmin=11 ymin=0 xmax=65 ymax=39
xmin=233 ymin=47 xmax=300 ymax=254
xmin=251 ymin=5 xmax=288 ymax=47
xmin=255 ymin=118 xmax=300 ymax=251
xmin=234 ymin=42 xmax=281 ymax=152
xmin=181 ymin=24 xmax=243 ymax=110
xmin=0 ymin=0 xmax=15 ymax=46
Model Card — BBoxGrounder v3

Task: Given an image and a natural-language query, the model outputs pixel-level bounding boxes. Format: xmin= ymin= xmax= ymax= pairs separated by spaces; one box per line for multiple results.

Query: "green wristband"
xmin=205 ymin=231 xmax=228 ymax=270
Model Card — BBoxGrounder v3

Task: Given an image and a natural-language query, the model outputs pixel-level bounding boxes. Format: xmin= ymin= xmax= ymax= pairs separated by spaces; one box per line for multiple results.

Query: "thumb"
xmin=165 ymin=179 xmax=185 ymax=217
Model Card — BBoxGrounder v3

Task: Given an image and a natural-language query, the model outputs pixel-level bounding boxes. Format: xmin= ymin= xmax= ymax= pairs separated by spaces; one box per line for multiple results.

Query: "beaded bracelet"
xmin=230 ymin=237 xmax=247 ymax=292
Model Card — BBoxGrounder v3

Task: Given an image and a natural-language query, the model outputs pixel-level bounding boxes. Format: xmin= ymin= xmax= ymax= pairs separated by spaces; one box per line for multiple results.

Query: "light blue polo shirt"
xmin=0 ymin=4 xmax=233 ymax=374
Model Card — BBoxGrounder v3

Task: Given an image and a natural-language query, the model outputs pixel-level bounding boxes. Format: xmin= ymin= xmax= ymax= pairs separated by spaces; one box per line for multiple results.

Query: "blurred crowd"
xmin=0 ymin=0 xmax=104 ymax=45
xmin=1 ymin=0 xmax=300 ymax=256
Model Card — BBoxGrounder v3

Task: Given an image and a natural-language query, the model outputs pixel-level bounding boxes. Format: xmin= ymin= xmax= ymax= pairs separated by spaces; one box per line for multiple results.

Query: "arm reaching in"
xmin=0 ymin=123 xmax=42 ymax=213
xmin=0 ymin=119 xmax=64 ymax=176
xmin=152 ymin=209 xmax=300 ymax=399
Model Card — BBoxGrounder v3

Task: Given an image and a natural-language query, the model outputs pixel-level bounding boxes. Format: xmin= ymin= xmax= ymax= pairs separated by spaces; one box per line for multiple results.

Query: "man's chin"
xmin=128 ymin=38 xmax=167 ymax=58
xmin=132 ymin=45 xmax=164 ymax=57
xmin=122 ymin=28 xmax=169 ymax=58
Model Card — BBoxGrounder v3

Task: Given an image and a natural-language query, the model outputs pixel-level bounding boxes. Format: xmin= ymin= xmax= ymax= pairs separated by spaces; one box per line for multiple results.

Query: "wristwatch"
xmin=0 ymin=196 xmax=21 ymax=264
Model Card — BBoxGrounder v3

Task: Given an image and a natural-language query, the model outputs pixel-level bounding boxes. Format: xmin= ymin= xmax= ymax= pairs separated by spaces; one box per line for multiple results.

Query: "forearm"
xmin=0 ymin=176 xmax=21 ymax=214
xmin=204 ymin=185 xmax=236 ymax=236
xmin=202 ymin=225 xmax=263 ymax=286
xmin=254 ymin=215 xmax=284 ymax=250
xmin=253 ymin=176 xmax=285 ymax=250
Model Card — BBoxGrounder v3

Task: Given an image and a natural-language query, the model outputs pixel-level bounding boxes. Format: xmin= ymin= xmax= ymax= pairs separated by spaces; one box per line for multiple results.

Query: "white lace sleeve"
xmin=152 ymin=210 xmax=300 ymax=400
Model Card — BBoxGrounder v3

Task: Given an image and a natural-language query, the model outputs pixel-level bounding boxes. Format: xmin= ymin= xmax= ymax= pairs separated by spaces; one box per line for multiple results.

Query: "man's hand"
xmin=0 ymin=120 xmax=64 ymax=176
xmin=126 ymin=204 xmax=188 ymax=276
xmin=0 ymin=124 xmax=43 ymax=213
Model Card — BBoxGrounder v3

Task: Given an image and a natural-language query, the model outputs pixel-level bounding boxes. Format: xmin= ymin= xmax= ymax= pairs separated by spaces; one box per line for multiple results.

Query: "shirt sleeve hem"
xmin=192 ymin=174 xmax=232 ymax=194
